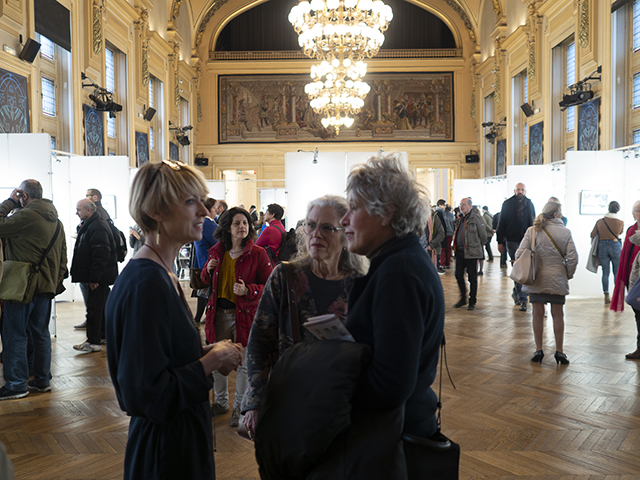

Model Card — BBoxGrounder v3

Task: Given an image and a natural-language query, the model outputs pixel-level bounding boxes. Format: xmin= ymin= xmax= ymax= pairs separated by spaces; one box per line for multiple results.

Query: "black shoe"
xmin=519 ymin=302 xmax=528 ymax=312
xmin=554 ymin=351 xmax=569 ymax=365
xmin=467 ymin=303 xmax=476 ymax=310
xmin=477 ymin=271 xmax=483 ymax=276
xmin=512 ymin=293 xmax=521 ymax=305
xmin=531 ymin=350 xmax=544 ymax=363
xmin=500 ymin=264 xmax=507 ymax=268
xmin=454 ymin=298 xmax=467 ymax=308
xmin=0 ymin=386 xmax=28 ymax=401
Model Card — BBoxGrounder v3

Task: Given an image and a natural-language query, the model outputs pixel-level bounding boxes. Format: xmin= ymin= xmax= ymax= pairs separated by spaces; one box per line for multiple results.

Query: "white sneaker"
xmin=73 ymin=341 xmax=101 ymax=353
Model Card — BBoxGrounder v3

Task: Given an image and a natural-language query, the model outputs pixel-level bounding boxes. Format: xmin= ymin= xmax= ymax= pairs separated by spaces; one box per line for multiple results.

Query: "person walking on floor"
xmin=496 ymin=183 xmax=536 ymax=311
xmin=441 ymin=204 xmax=455 ymax=268
xmin=591 ymin=201 xmax=624 ymax=305
xmin=453 ymin=198 xmax=487 ymax=310
xmin=478 ymin=206 xmax=494 ymax=275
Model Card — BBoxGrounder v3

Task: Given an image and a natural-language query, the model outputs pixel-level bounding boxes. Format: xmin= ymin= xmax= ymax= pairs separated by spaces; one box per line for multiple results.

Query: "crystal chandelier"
xmin=289 ymin=0 xmax=393 ymax=132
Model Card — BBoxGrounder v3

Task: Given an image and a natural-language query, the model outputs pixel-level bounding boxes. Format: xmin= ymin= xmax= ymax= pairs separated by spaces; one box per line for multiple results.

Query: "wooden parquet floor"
xmin=1 ymin=261 xmax=640 ymax=479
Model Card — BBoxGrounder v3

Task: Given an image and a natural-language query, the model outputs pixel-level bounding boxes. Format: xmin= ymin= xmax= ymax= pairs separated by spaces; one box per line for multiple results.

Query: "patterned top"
xmin=242 ymin=262 xmax=354 ymax=413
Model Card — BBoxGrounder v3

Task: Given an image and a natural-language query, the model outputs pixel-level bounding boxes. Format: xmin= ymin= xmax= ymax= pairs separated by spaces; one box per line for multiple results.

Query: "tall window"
xmin=511 ymin=70 xmax=527 ymax=165
xmin=150 ymin=126 xmax=154 ymax=151
xmin=148 ymin=75 xmax=164 ymax=161
xmin=566 ymin=42 xmax=576 ymax=133
xmin=40 ymin=36 xmax=55 ymax=61
xmin=41 ymin=76 xmax=55 ymax=117
xmin=551 ymin=35 xmax=576 ymax=160
xmin=633 ymin=128 xmax=640 ymax=144
xmin=634 ymin=0 xmax=640 ymax=51
xmin=149 ymin=80 xmax=154 ymax=109
xmin=106 ymin=46 xmax=116 ymax=138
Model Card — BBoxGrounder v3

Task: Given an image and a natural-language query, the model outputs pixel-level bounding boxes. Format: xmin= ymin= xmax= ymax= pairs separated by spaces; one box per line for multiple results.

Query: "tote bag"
xmin=510 ymin=229 xmax=537 ymax=285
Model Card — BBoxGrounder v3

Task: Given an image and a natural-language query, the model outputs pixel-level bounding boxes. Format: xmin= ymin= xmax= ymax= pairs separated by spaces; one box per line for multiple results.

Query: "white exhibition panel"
xmin=259 ymin=188 xmax=286 ymax=213
xmin=506 ymin=164 xmax=567 ymax=214
xmin=452 ymin=178 xmax=510 ymax=214
xmin=285 ymin=151 xmax=347 ymax=228
xmin=0 ymin=134 xmax=53 ymax=198
xmin=206 ymin=180 xmax=226 ymax=201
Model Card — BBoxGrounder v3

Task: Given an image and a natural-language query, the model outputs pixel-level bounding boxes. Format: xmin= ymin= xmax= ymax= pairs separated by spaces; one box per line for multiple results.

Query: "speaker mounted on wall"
xmin=143 ymin=107 xmax=156 ymax=121
xmin=19 ymin=38 xmax=41 ymax=63
xmin=195 ymin=155 xmax=209 ymax=166
xmin=465 ymin=154 xmax=479 ymax=163
xmin=520 ymin=102 xmax=534 ymax=117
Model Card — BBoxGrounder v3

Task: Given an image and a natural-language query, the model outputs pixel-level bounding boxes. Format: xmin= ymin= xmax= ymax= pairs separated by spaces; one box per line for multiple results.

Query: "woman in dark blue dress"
xmin=106 ymin=160 xmax=243 ymax=480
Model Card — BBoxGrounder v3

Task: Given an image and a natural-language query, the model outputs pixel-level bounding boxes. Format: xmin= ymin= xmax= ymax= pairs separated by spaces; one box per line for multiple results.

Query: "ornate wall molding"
xmin=171 ymin=0 xmax=184 ymax=21
xmin=492 ymin=0 xmax=502 ymax=16
xmin=442 ymin=0 xmax=476 ymax=43
xmin=195 ymin=0 xmax=231 ymax=48
xmin=194 ymin=63 xmax=203 ymax=123
xmin=526 ymin=3 xmax=539 ymax=84
xmin=494 ymin=39 xmax=502 ymax=105
xmin=579 ymin=0 xmax=589 ymax=48
xmin=135 ymin=9 xmax=151 ymax=88
xmin=171 ymin=42 xmax=181 ymax=108
xmin=470 ymin=64 xmax=478 ymax=126
xmin=93 ymin=1 xmax=103 ymax=55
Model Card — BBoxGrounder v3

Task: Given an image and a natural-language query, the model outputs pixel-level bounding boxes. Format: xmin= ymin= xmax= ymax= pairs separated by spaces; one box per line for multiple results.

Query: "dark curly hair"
xmin=214 ymin=207 xmax=257 ymax=250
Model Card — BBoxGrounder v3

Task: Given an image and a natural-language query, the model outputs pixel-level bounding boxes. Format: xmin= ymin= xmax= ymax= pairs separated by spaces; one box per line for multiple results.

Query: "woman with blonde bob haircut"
xmin=106 ymin=160 xmax=243 ymax=480
xmin=516 ymin=201 xmax=578 ymax=365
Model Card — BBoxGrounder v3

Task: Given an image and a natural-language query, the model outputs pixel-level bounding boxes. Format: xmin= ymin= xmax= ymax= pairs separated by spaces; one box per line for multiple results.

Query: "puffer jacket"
xmin=0 ymin=198 xmax=68 ymax=295
xmin=70 ymin=213 xmax=118 ymax=285
xmin=516 ymin=218 xmax=578 ymax=296
xmin=453 ymin=210 xmax=487 ymax=259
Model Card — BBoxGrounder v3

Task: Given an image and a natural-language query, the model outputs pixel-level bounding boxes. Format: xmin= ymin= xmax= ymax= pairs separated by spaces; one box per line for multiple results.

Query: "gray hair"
xmin=19 ymin=179 xmax=43 ymax=200
xmin=291 ymin=195 xmax=367 ymax=276
xmin=81 ymin=199 xmax=97 ymax=213
xmin=533 ymin=201 xmax=562 ymax=231
xmin=346 ymin=154 xmax=429 ymax=237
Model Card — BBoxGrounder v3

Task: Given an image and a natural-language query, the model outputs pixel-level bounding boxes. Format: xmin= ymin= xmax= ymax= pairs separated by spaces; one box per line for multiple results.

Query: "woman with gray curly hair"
xmin=240 ymin=194 xmax=367 ymax=438
xmin=341 ymin=155 xmax=446 ymax=450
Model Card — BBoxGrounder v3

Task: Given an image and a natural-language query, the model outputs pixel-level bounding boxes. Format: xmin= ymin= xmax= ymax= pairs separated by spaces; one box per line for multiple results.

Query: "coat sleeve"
xmin=0 ymin=199 xmax=29 ymax=237
xmin=242 ymin=248 xmax=274 ymax=301
xmin=200 ymin=248 xmax=215 ymax=285
xmin=564 ymin=234 xmax=579 ymax=279
xmin=496 ymin=202 xmax=507 ymax=244
xmin=58 ymin=224 xmax=69 ymax=281
xmin=477 ymin=215 xmax=488 ymax=245
xmin=590 ymin=220 xmax=599 ymax=238
xmin=429 ymin=216 xmax=445 ymax=250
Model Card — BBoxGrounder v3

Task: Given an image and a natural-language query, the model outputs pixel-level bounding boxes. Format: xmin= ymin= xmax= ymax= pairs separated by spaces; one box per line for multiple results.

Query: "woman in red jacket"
xmin=201 ymin=207 xmax=273 ymax=426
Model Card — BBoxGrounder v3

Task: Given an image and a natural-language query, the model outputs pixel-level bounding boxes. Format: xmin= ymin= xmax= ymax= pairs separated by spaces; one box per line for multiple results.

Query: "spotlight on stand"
xmin=169 ymin=121 xmax=192 ymax=146
xmin=559 ymin=66 xmax=601 ymax=111
xmin=82 ymin=73 xmax=122 ymax=116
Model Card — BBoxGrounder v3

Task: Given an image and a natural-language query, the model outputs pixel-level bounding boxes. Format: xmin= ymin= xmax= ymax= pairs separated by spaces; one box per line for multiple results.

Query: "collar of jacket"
xmin=367 ymin=234 xmax=418 ymax=272
xmin=77 ymin=212 xmax=100 ymax=234
xmin=210 ymin=238 xmax=255 ymax=257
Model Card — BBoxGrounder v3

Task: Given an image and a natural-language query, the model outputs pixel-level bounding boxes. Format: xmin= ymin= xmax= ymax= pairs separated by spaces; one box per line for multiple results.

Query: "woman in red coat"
xmin=201 ymin=207 xmax=273 ymax=426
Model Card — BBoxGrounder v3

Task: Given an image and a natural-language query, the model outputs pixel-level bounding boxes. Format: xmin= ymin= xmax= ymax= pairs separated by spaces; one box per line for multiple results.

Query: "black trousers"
xmin=484 ymin=238 xmax=493 ymax=261
xmin=86 ymin=284 xmax=109 ymax=345
xmin=455 ymin=249 xmax=478 ymax=305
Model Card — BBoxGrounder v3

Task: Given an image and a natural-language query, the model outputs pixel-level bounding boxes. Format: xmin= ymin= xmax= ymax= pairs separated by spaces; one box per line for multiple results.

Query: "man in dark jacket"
xmin=71 ymin=199 xmax=118 ymax=353
xmin=496 ymin=183 xmax=536 ymax=311
xmin=86 ymin=188 xmax=111 ymax=221
xmin=0 ymin=179 xmax=68 ymax=400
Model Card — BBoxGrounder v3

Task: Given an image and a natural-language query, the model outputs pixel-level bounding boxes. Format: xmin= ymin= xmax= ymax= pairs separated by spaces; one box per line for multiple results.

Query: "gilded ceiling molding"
xmin=195 ymin=0 xmax=232 ymax=48
xmin=442 ymin=0 xmax=476 ymax=43
xmin=136 ymin=9 xmax=151 ymax=88
xmin=171 ymin=42 xmax=181 ymax=108
xmin=171 ymin=0 xmax=184 ymax=20
xmin=579 ymin=0 xmax=589 ymax=48
xmin=92 ymin=0 xmax=103 ymax=55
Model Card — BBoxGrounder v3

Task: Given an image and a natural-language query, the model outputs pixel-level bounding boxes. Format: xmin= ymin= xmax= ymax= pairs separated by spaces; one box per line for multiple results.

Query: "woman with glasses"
xmin=105 ymin=160 xmax=243 ymax=480
xmin=201 ymin=206 xmax=273 ymax=427
xmin=240 ymin=195 xmax=367 ymax=438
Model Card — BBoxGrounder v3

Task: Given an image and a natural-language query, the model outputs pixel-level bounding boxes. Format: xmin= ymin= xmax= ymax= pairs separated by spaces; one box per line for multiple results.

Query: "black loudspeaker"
xmin=143 ymin=108 xmax=156 ymax=121
xmin=465 ymin=154 xmax=479 ymax=163
xmin=19 ymin=38 xmax=41 ymax=63
xmin=521 ymin=102 xmax=534 ymax=117
xmin=195 ymin=156 xmax=209 ymax=166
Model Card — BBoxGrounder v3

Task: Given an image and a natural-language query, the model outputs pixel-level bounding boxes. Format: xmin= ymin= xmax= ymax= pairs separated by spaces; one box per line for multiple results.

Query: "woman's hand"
xmin=207 ymin=258 xmax=219 ymax=273
xmin=200 ymin=340 xmax=243 ymax=376
xmin=233 ymin=279 xmax=248 ymax=296
xmin=243 ymin=409 xmax=259 ymax=439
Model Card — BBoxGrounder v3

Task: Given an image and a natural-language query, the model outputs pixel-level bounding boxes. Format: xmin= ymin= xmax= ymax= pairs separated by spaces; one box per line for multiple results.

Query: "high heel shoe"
xmin=531 ymin=350 xmax=544 ymax=363
xmin=554 ymin=351 xmax=570 ymax=365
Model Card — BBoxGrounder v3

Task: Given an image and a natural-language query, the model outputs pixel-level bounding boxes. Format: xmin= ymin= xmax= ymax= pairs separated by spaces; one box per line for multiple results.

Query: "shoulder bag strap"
xmin=542 ymin=227 xmax=564 ymax=258
xmin=35 ymin=221 xmax=61 ymax=270
xmin=283 ymin=262 xmax=301 ymax=344
xmin=272 ymin=224 xmax=286 ymax=257
xmin=601 ymin=218 xmax=620 ymax=241
xmin=435 ymin=334 xmax=455 ymax=431
xmin=531 ymin=227 xmax=536 ymax=251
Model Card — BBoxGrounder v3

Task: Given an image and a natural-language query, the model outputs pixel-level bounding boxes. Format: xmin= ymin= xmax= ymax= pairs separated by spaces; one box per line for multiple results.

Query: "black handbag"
xmin=402 ymin=336 xmax=460 ymax=480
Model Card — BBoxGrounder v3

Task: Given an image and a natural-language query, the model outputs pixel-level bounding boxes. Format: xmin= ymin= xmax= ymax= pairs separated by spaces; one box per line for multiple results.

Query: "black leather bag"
xmin=189 ymin=267 xmax=207 ymax=290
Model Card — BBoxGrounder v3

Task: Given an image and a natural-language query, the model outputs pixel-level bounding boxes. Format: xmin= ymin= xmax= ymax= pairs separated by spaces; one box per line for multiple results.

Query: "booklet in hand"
xmin=303 ymin=314 xmax=355 ymax=342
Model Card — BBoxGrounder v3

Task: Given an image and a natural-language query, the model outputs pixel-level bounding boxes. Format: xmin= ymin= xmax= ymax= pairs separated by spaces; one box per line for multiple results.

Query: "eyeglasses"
xmin=303 ymin=222 xmax=344 ymax=237
xmin=144 ymin=159 xmax=187 ymax=196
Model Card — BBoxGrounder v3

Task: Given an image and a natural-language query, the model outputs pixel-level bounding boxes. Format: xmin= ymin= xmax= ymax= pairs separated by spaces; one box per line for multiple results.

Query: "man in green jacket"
xmin=0 ymin=179 xmax=68 ymax=400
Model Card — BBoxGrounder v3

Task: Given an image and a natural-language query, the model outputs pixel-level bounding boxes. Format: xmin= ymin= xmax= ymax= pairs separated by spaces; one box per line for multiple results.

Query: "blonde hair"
xmin=129 ymin=161 xmax=208 ymax=235
xmin=533 ymin=201 xmax=562 ymax=232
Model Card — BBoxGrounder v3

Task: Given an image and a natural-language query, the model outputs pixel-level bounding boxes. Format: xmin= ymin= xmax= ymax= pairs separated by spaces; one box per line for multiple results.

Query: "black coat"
xmin=71 ymin=213 xmax=118 ymax=285
xmin=496 ymin=195 xmax=536 ymax=244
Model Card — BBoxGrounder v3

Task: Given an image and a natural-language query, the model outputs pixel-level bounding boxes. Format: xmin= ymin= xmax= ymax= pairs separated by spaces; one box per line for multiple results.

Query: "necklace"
xmin=143 ymin=244 xmax=176 ymax=278
xmin=311 ymin=266 xmax=342 ymax=281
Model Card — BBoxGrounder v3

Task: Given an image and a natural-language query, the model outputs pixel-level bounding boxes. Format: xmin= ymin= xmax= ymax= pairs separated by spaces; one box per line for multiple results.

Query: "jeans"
xmin=212 ymin=308 xmax=247 ymax=410
xmin=455 ymin=249 xmax=478 ymax=304
xmin=598 ymin=239 xmax=621 ymax=293
xmin=2 ymin=294 xmax=53 ymax=391
xmin=507 ymin=241 xmax=527 ymax=303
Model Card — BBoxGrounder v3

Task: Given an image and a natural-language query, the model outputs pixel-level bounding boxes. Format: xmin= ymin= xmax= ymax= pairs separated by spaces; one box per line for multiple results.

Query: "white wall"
xmin=0 ymin=134 xmax=53 ymax=197
xmin=453 ymin=177 xmax=510 ymax=214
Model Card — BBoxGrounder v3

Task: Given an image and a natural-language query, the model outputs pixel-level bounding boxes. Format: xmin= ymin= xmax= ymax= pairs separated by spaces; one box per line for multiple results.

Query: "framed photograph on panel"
xmin=102 ymin=195 xmax=117 ymax=219
xmin=580 ymin=190 xmax=610 ymax=215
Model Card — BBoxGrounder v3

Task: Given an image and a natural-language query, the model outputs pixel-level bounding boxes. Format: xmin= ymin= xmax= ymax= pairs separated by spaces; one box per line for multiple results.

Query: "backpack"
xmin=265 ymin=225 xmax=298 ymax=264
xmin=107 ymin=219 xmax=127 ymax=262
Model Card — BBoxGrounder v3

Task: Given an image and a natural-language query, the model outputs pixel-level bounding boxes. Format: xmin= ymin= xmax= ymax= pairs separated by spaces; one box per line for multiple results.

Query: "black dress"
xmin=105 ymin=259 xmax=214 ymax=480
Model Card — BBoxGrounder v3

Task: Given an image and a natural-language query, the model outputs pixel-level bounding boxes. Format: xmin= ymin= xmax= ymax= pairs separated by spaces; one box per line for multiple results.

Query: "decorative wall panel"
xmin=135 ymin=131 xmax=149 ymax=166
xmin=170 ymin=141 xmax=179 ymax=161
xmin=0 ymin=67 xmax=30 ymax=133
xmin=219 ymin=72 xmax=454 ymax=143
xmin=83 ymin=104 xmax=105 ymax=156
xmin=528 ymin=122 xmax=543 ymax=165
xmin=496 ymin=139 xmax=506 ymax=175
xmin=577 ymin=97 xmax=599 ymax=151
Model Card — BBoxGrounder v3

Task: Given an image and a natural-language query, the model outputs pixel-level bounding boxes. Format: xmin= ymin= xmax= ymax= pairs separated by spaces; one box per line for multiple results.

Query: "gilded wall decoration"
xmin=171 ymin=0 xmax=184 ymax=21
xmin=579 ymin=0 xmax=589 ymax=48
xmin=92 ymin=2 xmax=103 ymax=55
xmin=528 ymin=122 xmax=543 ymax=165
xmin=443 ymin=0 xmax=476 ymax=43
xmin=171 ymin=43 xmax=180 ymax=108
xmin=577 ymin=97 xmax=599 ymax=151
xmin=219 ymin=72 xmax=454 ymax=144
xmin=84 ymin=104 xmax=105 ymax=156
xmin=492 ymin=0 xmax=502 ymax=16
xmin=137 ymin=9 xmax=150 ymax=88
xmin=0 ymin=67 xmax=30 ymax=133
xmin=527 ymin=4 xmax=538 ymax=83
xmin=496 ymin=139 xmax=506 ymax=175
xmin=195 ymin=0 xmax=232 ymax=48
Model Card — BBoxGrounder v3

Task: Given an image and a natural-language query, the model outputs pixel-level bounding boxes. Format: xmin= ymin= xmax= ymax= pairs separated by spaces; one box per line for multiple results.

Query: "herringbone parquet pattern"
xmin=1 ymin=260 xmax=639 ymax=479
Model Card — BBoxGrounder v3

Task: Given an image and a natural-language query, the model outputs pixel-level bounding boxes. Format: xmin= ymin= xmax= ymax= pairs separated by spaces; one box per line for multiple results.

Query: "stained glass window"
xmin=41 ymin=76 xmax=55 ymax=117
xmin=106 ymin=47 xmax=115 ymax=138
